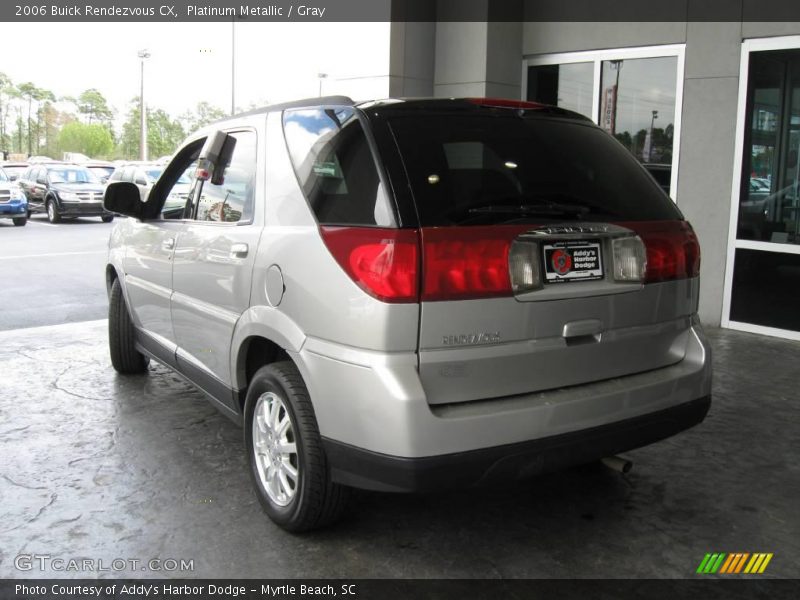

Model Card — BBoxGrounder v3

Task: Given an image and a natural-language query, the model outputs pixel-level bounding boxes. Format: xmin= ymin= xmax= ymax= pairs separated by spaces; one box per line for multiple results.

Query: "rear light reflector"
xmin=612 ymin=236 xmax=647 ymax=282
xmin=621 ymin=221 xmax=701 ymax=283
xmin=509 ymin=240 xmax=542 ymax=293
xmin=421 ymin=225 xmax=531 ymax=301
xmin=319 ymin=227 xmax=419 ymax=303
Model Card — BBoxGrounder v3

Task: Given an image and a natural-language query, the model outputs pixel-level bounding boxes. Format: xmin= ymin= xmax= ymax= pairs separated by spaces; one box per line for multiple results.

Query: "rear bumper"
xmin=292 ymin=319 xmax=712 ymax=493
xmin=323 ymin=395 xmax=710 ymax=492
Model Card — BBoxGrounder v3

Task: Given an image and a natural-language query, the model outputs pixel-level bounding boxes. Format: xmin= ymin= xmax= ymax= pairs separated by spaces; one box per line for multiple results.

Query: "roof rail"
xmin=228 ymin=96 xmax=356 ymax=120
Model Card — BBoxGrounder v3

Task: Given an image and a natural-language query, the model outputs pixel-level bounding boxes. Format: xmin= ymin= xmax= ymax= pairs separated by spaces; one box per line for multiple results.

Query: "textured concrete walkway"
xmin=0 ymin=321 xmax=797 ymax=578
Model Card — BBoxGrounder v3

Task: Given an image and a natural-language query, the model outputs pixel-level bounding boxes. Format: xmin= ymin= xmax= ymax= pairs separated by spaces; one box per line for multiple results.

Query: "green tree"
xmin=16 ymin=82 xmax=39 ymax=155
xmin=118 ymin=98 xmax=185 ymax=160
xmin=77 ymin=88 xmax=113 ymax=124
xmin=57 ymin=121 xmax=114 ymax=158
xmin=0 ymin=72 xmax=12 ymax=153
xmin=180 ymin=101 xmax=227 ymax=133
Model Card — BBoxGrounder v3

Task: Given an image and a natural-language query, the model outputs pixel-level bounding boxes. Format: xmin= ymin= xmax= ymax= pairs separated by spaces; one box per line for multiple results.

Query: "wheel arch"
xmin=230 ymin=306 xmax=306 ymax=409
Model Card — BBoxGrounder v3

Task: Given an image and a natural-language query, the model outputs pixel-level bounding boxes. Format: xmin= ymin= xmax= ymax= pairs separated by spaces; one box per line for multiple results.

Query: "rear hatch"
xmin=381 ymin=100 xmax=701 ymax=405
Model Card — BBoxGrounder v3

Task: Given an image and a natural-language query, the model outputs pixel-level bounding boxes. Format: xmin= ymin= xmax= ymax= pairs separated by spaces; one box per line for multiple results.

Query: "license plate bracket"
xmin=542 ymin=240 xmax=603 ymax=284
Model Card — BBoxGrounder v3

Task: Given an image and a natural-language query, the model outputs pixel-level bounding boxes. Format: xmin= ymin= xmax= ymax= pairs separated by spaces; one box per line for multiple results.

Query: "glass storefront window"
xmin=599 ymin=57 xmax=677 ymax=170
xmin=738 ymin=50 xmax=800 ymax=245
xmin=527 ymin=62 xmax=594 ymax=119
xmin=527 ymin=51 xmax=681 ymax=197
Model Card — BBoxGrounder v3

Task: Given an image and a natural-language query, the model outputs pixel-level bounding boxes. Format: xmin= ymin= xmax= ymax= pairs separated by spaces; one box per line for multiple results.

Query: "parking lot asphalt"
xmin=0 ymin=320 xmax=798 ymax=579
xmin=0 ymin=216 xmax=113 ymax=331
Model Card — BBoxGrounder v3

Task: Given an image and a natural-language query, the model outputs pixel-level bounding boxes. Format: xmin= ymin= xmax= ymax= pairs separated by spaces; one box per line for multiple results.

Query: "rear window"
xmin=283 ymin=107 xmax=394 ymax=227
xmin=388 ymin=114 xmax=681 ymax=226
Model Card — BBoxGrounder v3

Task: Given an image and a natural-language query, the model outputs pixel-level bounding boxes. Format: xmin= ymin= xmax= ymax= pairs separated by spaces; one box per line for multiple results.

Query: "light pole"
xmin=317 ymin=73 xmax=328 ymax=97
xmin=649 ymin=110 xmax=658 ymax=161
xmin=138 ymin=49 xmax=150 ymax=161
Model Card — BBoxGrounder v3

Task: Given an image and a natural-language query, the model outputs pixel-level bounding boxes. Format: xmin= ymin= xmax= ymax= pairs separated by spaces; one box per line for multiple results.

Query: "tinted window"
xmin=195 ymin=130 xmax=256 ymax=223
xmin=388 ymin=114 xmax=681 ymax=226
xmin=283 ymin=107 xmax=394 ymax=226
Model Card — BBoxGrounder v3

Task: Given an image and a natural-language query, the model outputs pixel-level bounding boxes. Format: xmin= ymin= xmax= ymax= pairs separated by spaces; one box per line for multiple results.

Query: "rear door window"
xmin=388 ymin=114 xmax=681 ymax=226
xmin=283 ymin=107 xmax=394 ymax=227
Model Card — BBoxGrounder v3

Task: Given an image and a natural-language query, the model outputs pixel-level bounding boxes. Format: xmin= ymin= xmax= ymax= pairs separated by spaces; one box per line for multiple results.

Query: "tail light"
xmin=319 ymin=227 xmax=419 ymax=303
xmin=612 ymin=236 xmax=647 ymax=282
xmin=421 ymin=226 xmax=531 ymax=301
xmin=624 ymin=221 xmax=701 ymax=283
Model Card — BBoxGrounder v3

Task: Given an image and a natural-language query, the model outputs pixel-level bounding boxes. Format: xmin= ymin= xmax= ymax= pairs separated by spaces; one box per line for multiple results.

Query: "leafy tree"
xmin=180 ymin=101 xmax=227 ymax=133
xmin=57 ymin=121 xmax=114 ymax=158
xmin=0 ymin=72 xmax=12 ymax=152
xmin=77 ymin=88 xmax=113 ymax=124
xmin=16 ymin=82 xmax=39 ymax=155
xmin=118 ymin=98 xmax=185 ymax=160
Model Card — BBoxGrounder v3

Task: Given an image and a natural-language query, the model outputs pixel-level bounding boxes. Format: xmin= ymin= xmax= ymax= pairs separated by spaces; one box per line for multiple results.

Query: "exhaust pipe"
xmin=601 ymin=455 xmax=633 ymax=474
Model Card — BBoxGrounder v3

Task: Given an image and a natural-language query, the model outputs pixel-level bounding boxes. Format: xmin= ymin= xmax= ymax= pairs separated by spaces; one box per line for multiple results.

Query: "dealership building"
xmin=378 ymin=7 xmax=800 ymax=340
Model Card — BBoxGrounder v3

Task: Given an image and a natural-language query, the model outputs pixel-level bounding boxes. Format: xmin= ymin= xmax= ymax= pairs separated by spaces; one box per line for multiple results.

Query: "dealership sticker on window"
xmin=542 ymin=240 xmax=603 ymax=283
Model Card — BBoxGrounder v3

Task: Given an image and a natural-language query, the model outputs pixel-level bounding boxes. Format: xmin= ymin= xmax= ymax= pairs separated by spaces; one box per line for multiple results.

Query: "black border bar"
xmin=4 ymin=0 xmax=800 ymax=22
xmin=2 ymin=579 xmax=799 ymax=600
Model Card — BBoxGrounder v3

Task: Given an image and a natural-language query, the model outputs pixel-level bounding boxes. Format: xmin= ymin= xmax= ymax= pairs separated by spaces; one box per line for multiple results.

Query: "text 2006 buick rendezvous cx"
xmin=103 ymin=97 xmax=712 ymax=531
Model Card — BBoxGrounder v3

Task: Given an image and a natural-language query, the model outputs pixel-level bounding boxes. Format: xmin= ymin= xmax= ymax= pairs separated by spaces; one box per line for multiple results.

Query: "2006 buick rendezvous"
xmin=103 ymin=97 xmax=712 ymax=531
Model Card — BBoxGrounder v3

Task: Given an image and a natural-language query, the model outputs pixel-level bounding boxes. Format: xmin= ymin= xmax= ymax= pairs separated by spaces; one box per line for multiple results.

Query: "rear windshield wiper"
xmin=467 ymin=202 xmax=589 ymax=218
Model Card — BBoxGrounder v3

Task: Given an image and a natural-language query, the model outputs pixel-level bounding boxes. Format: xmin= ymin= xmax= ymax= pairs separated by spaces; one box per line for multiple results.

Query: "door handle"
xmin=230 ymin=243 xmax=249 ymax=259
xmin=162 ymin=238 xmax=175 ymax=250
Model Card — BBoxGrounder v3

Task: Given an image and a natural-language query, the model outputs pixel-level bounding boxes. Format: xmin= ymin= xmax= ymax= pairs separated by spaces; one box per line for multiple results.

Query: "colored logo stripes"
xmin=696 ymin=553 xmax=773 ymax=574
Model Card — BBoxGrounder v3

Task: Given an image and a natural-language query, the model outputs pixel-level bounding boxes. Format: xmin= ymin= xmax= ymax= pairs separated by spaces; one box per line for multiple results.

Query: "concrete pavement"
xmin=0 ymin=320 xmax=798 ymax=578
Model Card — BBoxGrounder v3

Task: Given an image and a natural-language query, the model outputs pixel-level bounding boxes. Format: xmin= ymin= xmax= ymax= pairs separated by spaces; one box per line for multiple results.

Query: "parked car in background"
xmin=1 ymin=161 xmax=29 ymax=182
xmin=0 ymin=168 xmax=28 ymax=226
xmin=18 ymin=163 xmax=113 ymax=223
xmin=104 ymin=96 xmax=712 ymax=532
xmin=27 ymin=155 xmax=55 ymax=164
xmin=84 ymin=161 xmax=116 ymax=183
xmin=107 ymin=161 xmax=192 ymax=212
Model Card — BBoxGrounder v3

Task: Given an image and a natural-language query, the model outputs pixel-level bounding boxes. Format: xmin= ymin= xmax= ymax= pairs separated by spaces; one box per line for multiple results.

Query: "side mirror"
xmin=104 ymin=182 xmax=143 ymax=219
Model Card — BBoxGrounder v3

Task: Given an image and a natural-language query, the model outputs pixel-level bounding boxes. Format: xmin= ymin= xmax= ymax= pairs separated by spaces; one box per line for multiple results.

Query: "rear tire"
xmin=12 ymin=217 xmax=27 ymax=226
xmin=108 ymin=278 xmax=149 ymax=374
xmin=101 ymin=215 xmax=114 ymax=223
xmin=46 ymin=199 xmax=61 ymax=223
xmin=244 ymin=361 xmax=351 ymax=532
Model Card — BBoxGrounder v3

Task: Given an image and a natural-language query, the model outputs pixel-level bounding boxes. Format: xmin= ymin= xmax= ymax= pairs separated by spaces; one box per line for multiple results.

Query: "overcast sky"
xmin=1 ymin=22 xmax=391 ymax=126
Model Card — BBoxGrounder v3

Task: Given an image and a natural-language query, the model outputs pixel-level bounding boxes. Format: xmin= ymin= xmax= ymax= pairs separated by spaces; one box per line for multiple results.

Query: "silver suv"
xmin=104 ymin=97 xmax=712 ymax=532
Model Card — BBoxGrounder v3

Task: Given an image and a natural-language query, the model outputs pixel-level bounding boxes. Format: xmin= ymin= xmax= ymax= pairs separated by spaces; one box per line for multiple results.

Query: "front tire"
xmin=108 ymin=278 xmax=149 ymax=374
xmin=12 ymin=217 xmax=27 ymax=226
xmin=244 ymin=362 xmax=350 ymax=532
xmin=46 ymin=199 xmax=61 ymax=223
xmin=101 ymin=215 xmax=114 ymax=223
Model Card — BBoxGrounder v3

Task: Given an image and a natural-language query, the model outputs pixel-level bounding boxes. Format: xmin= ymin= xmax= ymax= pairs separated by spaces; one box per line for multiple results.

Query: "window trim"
xmin=521 ymin=43 xmax=685 ymax=201
xmin=721 ymin=35 xmax=800 ymax=341
xmin=188 ymin=127 xmax=258 ymax=226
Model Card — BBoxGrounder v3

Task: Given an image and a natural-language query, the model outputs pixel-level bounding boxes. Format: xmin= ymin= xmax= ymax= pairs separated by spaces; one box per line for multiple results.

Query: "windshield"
xmin=2 ymin=166 xmax=25 ymax=179
xmin=48 ymin=167 xmax=99 ymax=184
xmin=388 ymin=114 xmax=682 ymax=226
xmin=0 ymin=169 xmax=8 ymax=182
xmin=88 ymin=166 xmax=114 ymax=179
